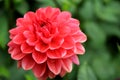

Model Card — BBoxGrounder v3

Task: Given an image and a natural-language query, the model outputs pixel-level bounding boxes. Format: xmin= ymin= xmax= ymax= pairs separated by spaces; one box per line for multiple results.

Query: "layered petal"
xmin=32 ymin=51 xmax=47 ymax=64
xmin=35 ymin=41 xmax=49 ymax=53
xmin=49 ymin=36 xmax=64 ymax=49
xmin=62 ymin=36 xmax=75 ymax=49
xmin=21 ymin=42 xmax=33 ymax=54
xmin=61 ymin=58 xmax=72 ymax=72
xmin=13 ymin=34 xmax=25 ymax=44
xmin=74 ymin=43 xmax=85 ymax=55
xmin=47 ymin=59 xmax=61 ymax=75
xmin=32 ymin=63 xmax=46 ymax=77
xmin=47 ymin=48 xmax=66 ymax=59
xmin=22 ymin=55 xmax=35 ymax=70
xmin=11 ymin=47 xmax=26 ymax=60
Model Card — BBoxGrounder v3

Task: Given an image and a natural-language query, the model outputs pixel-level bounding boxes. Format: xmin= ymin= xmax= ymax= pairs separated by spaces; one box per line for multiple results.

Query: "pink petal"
xmin=24 ymin=12 xmax=36 ymax=23
xmin=47 ymin=48 xmax=66 ymax=59
xmin=23 ymin=31 xmax=34 ymax=39
xmin=32 ymin=51 xmax=47 ymax=64
xmin=57 ymin=11 xmax=71 ymax=22
xmin=21 ymin=55 xmax=35 ymax=70
xmin=62 ymin=36 xmax=75 ymax=49
xmin=21 ymin=42 xmax=33 ymax=54
xmin=45 ymin=7 xmax=60 ymax=20
xmin=72 ymin=31 xmax=87 ymax=43
xmin=48 ymin=71 xmax=56 ymax=79
xmin=58 ymin=25 xmax=71 ymax=37
xmin=60 ymin=68 xmax=67 ymax=77
xmin=63 ymin=49 xmax=74 ymax=58
xmin=17 ymin=60 xmax=22 ymax=68
xmin=61 ymin=58 xmax=72 ymax=72
xmin=70 ymin=55 xmax=79 ymax=65
xmin=35 ymin=41 xmax=49 ymax=53
xmin=47 ymin=59 xmax=61 ymax=75
xmin=13 ymin=34 xmax=25 ymax=44
xmin=32 ymin=63 xmax=46 ymax=77
xmin=49 ymin=36 xmax=64 ymax=49
xmin=26 ymin=37 xmax=37 ymax=46
xmin=11 ymin=47 xmax=26 ymax=60
xmin=74 ymin=43 xmax=85 ymax=55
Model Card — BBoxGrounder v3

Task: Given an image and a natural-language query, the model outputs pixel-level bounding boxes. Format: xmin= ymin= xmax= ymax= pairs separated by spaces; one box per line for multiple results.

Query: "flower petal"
xmin=60 ymin=69 xmax=67 ymax=77
xmin=11 ymin=47 xmax=26 ymax=60
xmin=58 ymin=25 xmax=71 ymax=37
xmin=32 ymin=51 xmax=47 ymax=64
xmin=63 ymin=49 xmax=74 ymax=58
xmin=35 ymin=41 xmax=49 ymax=53
xmin=47 ymin=48 xmax=66 ymax=59
xmin=74 ymin=43 xmax=85 ymax=55
xmin=48 ymin=71 xmax=56 ymax=79
xmin=47 ymin=59 xmax=61 ymax=75
xmin=62 ymin=36 xmax=75 ymax=49
xmin=24 ymin=12 xmax=36 ymax=23
xmin=22 ymin=55 xmax=35 ymax=70
xmin=61 ymin=58 xmax=72 ymax=72
xmin=72 ymin=31 xmax=87 ymax=43
xmin=49 ymin=36 xmax=64 ymax=49
xmin=21 ymin=42 xmax=33 ymax=54
xmin=70 ymin=55 xmax=79 ymax=65
xmin=13 ymin=34 xmax=25 ymax=44
xmin=32 ymin=63 xmax=46 ymax=77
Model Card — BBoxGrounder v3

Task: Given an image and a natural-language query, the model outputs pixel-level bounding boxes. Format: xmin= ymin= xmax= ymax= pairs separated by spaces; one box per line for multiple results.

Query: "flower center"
xmin=40 ymin=21 xmax=46 ymax=27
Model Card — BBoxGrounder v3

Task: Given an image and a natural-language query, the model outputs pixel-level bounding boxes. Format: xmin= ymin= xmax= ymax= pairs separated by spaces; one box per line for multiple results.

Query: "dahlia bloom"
xmin=8 ymin=6 xmax=87 ymax=80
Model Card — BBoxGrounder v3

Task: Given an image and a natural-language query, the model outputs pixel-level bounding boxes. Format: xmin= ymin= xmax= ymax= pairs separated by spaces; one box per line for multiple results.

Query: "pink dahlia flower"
xmin=8 ymin=6 xmax=87 ymax=80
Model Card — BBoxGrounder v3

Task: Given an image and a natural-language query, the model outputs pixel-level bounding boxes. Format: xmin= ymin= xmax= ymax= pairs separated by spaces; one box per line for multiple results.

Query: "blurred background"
xmin=0 ymin=0 xmax=120 ymax=80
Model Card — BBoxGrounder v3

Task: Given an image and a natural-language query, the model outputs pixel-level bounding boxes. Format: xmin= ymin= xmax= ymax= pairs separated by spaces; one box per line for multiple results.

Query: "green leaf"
xmin=15 ymin=1 xmax=29 ymax=15
xmin=94 ymin=1 xmax=118 ymax=23
xmin=84 ymin=22 xmax=106 ymax=47
xmin=0 ymin=66 xmax=10 ymax=78
xmin=25 ymin=72 xmax=37 ymax=80
xmin=79 ymin=0 xmax=94 ymax=20
xmin=0 ymin=12 xmax=9 ymax=48
xmin=91 ymin=50 xmax=116 ymax=80
xmin=77 ymin=62 xmax=97 ymax=80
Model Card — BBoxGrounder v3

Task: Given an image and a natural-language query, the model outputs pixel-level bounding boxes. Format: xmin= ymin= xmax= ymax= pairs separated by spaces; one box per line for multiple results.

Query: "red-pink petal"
xmin=26 ymin=37 xmax=37 ymax=46
xmin=72 ymin=31 xmax=87 ymax=43
xmin=48 ymin=71 xmax=56 ymax=79
xmin=35 ymin=41 xmax=49 ymax=53
xmin=24 ymin=12 xmax=36 ymax=23
xmin=61 ymin=58 xmax=72 ymax=72
xmin=11 ymin=47 xmax=26 ymax=60
xmin=62 ymin=36 xmax=75 ymax=49
xmin=21 ymin=42 xmax=33 ymax=54
xmin=60 ymin=69 xmax=67 ymax=77
xmin=58 ymin=25 xmax=71 ymax=37
xmin=21 ymin=55 xmax=35 ymax=70
xmin=13 ymin=34 xmax=25 ymax=44
xmin=47 ymin=48 xmax=66 ymax=59
xmin=32 ymin=63 xmax=46 ymax=77
xmin=57 ymin=11 xmax=71 ymax=21
xmin=49 ymin=36 xmax=64 ymax=49
xmin=63 ymin=49 xmax=74 ymax=58
xmin=47 ymin=59 xmax=61 ymax=75
xmin=74 ymin=43 xmax=85 ymax=55
xmin=70 ymin=55 xmax=79 ymax=65
xmin=23 ymin=31 xmax=34 ymax=38
xmin=32 ymin=51 xmax=47 ymax=64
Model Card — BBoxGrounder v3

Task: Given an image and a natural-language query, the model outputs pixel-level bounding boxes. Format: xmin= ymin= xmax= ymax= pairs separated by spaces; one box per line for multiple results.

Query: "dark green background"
xmin=0 ymin=0 xmax=120 ymax=80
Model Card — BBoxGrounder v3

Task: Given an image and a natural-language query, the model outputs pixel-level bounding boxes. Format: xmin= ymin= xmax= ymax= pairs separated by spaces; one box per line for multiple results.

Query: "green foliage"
xmin=0 ymin=12 xmax=9 ymax=48
xmin=77 ymin=62 xmax=97 ymax=80
xmin=0 ymin=0 xmax=120 ymax=80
